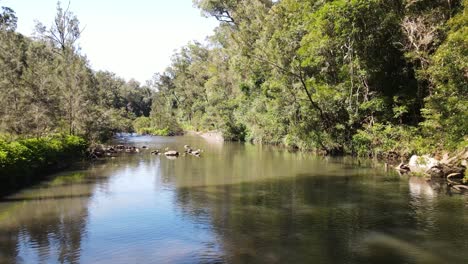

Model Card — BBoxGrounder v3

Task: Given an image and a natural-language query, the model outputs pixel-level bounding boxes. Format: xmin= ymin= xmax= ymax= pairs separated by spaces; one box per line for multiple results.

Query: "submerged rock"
xmin=191 ymin=149 xmax=201 ymax=156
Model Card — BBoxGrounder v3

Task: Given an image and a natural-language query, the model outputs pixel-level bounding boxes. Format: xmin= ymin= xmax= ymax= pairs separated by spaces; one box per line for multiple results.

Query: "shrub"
xmin=137 ymin=127 xmax=171 ymax=136
xmin=352 ymin=123 xmax=416 ymax=157
xmin=0 ymin=134 xmax=88 ymax=180
xmin=133 ymin=116 xmax=182 ymax=136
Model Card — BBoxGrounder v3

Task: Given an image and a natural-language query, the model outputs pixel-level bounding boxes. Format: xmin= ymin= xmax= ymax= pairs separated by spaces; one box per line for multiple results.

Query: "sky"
xmin=2 ymin=0 xmax=219 ymax=83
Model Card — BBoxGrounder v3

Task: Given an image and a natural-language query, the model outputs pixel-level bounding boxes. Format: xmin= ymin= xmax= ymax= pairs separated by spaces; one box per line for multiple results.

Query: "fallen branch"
xmin=452 ymin=185 xmax=468 ymax=191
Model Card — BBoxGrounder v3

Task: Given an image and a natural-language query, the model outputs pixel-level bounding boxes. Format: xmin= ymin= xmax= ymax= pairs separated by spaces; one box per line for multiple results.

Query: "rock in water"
xmin=164 ymin=150 xmax=179 ymax=157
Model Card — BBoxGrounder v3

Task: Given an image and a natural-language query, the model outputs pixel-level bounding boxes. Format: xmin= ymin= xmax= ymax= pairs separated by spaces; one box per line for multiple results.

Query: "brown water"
xmin=0 ymin=134 xmax=467 ymax=264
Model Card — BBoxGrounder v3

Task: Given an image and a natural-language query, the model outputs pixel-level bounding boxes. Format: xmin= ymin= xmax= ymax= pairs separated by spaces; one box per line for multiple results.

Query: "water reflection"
xmin=0 ymin=135 xmax=467 ymax=263
xmin=0 ymin=178 xmax=90 ymax=263
xmin=174 ymin=173 xmax=468 ymax=263
xmin=0 ymin=159 xmax=139 ymax=263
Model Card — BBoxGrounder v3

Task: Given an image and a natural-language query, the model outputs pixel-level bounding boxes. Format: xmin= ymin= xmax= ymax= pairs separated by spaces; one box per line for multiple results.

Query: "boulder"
xmin=408 ymin=155 xmax=439 ymax=174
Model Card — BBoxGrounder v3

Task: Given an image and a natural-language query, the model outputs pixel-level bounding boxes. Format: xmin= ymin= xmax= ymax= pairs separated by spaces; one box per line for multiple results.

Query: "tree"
xmin=0 ymin=3 xmax=17 ymax=31
xmin=193 ymin=0 xmax=238 ymax=24
xmin=35 ymin=1 xmax=81 ymax=53
xmin=35 ymin=2 xmax=91 ymax=135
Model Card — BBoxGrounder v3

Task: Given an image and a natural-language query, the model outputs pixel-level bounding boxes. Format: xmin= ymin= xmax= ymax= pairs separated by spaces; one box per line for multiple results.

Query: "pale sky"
xmin=2 ymin=0 xmax=218 ymax=83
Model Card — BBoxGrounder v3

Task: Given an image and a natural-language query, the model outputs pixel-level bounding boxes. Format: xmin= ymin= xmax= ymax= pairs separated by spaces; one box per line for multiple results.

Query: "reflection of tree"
xmin=173 ymin=170 xmax=468 ymax=263
xmin=0 ymin=186 xmax=90 ymax=263
xmin=0 ymin=156 xmax=142 ymax=264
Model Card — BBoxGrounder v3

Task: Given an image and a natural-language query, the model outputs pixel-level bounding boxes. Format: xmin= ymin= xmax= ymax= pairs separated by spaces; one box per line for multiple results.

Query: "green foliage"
xmin=352 ymin=123 xmax=417 ymax=157
xmin=421 ymin=0 xmax=468 ymax=151
xmin=132 ymin=116 xmax=180 ymax=136
xmin=0 ymin=134 xmax=87 ymax=178
xmin=137 ymin=127 xmax=171 ymax=136
xmin=150 ymin=0 xmax=466 ymax=156
xmin=133 ymin=117 xmax=152 ymax=131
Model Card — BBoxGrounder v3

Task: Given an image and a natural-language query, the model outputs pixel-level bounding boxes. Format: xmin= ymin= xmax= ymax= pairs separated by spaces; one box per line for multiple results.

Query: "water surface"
xmin=0 ymin=135 xmax=467 ymax=263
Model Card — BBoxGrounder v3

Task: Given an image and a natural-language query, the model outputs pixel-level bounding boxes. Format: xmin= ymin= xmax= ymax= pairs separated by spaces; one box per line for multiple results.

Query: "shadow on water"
xmin=0 ymin=193 xmax=93 ymax=203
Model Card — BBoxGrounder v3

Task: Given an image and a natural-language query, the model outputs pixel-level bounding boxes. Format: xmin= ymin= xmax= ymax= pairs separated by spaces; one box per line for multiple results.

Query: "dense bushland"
xmin=1 ymin=0 xmax=467 ymax=162
xmin=144 ymin=0 xmax=467 ymax=157
xmin=0 ymin=2 xmax=153 ymax=142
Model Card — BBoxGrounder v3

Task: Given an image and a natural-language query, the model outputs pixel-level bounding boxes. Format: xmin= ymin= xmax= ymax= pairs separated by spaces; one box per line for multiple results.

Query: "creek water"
xmin=0 ymin=135 xmax=467 ymax=264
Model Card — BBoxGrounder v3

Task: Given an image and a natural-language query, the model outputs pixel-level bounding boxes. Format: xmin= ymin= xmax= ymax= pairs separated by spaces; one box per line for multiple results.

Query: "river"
xmin=0 ymin=135 xmax=467 ymax=263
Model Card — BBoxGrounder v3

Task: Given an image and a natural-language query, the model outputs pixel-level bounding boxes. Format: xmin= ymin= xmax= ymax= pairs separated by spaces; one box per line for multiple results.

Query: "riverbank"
xmin=201 ymin=129 xmax=468 ymax=190
xmin=0 ymin=134 xmax=88 ymax=195
xmin=395 ymin=149 xmax=468 ymax=192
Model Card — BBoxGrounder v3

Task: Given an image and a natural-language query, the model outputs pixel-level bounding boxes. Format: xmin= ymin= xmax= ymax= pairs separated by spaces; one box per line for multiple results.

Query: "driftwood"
xmin=446 ymin=173 xmax=462 ymax=185
xmin=452 ymin=185 xmax=468 ymax=191
xmin=446 ymin=172 xmax=468 ymax=192
xmin=443 ymin=148 xmax=468 ymax=165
